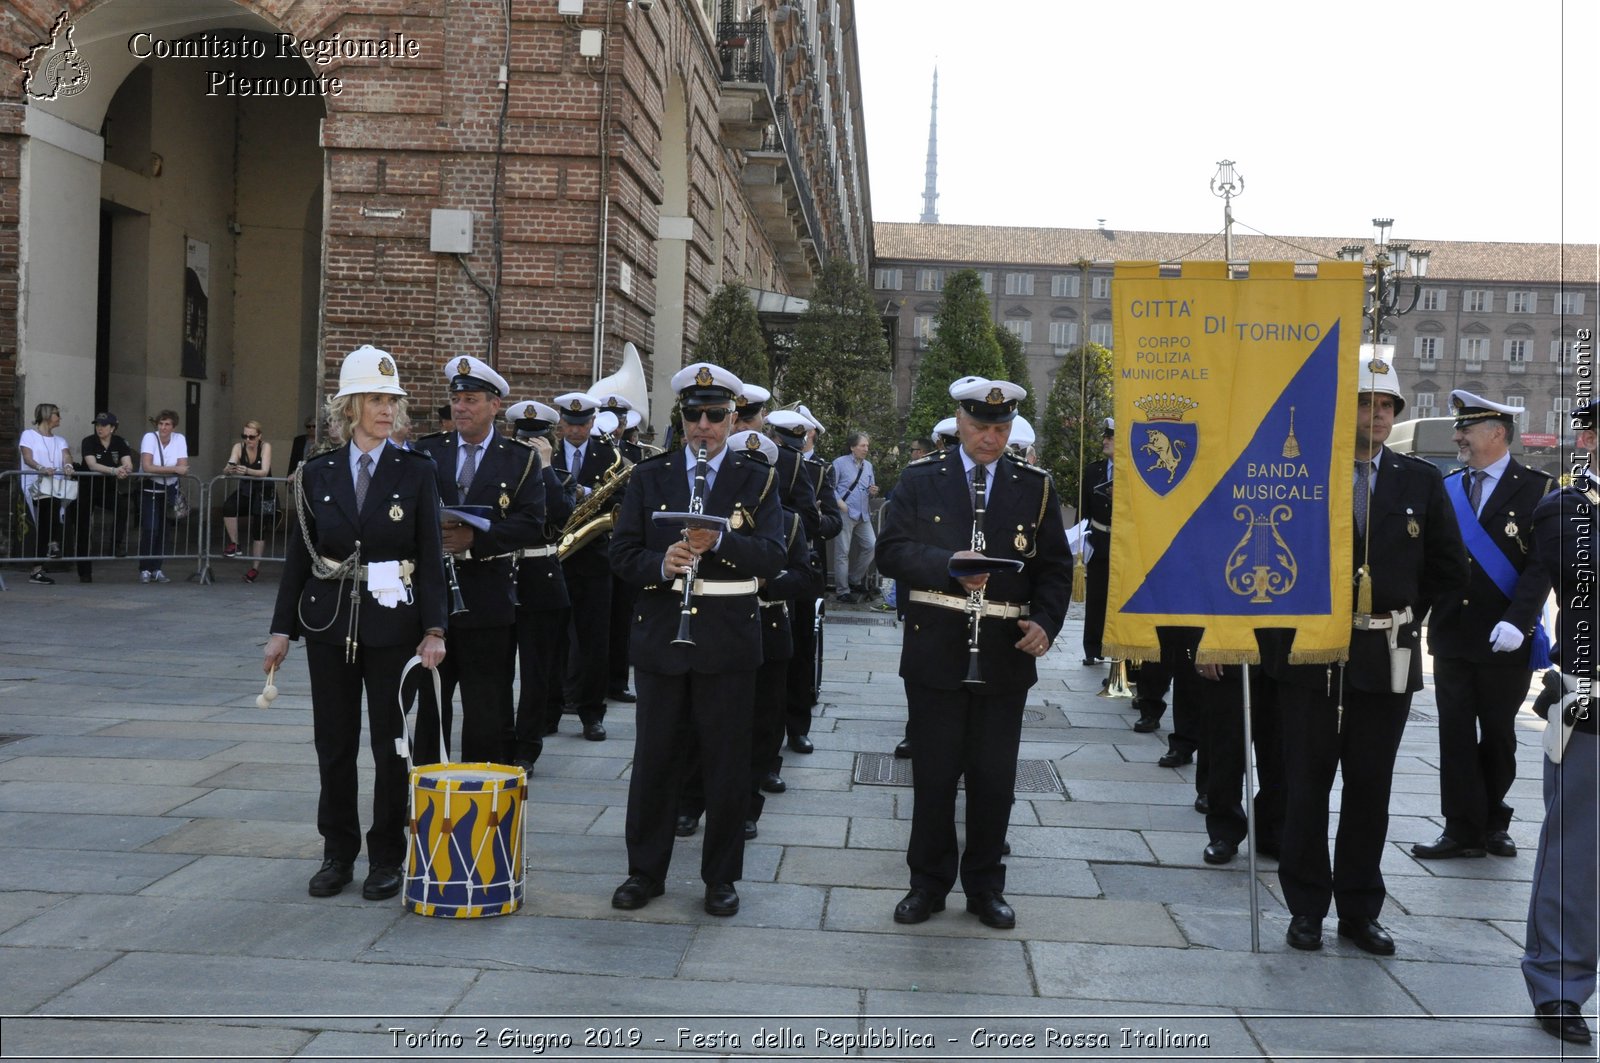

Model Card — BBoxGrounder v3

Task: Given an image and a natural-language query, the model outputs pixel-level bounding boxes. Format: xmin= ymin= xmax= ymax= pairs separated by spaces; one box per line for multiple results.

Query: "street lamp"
xmin=1337 ymin=218 xmax=1431 ymax=343
xmin=1210 ymin=160 xmax=1244 ymax=265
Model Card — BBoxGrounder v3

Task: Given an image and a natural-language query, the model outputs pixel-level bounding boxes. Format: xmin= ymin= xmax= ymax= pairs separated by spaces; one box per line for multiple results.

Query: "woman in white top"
xmin=19 ymin=402 xmax=75 ymax=585
xmin=138 ymin=409 xmax=189 ymax=584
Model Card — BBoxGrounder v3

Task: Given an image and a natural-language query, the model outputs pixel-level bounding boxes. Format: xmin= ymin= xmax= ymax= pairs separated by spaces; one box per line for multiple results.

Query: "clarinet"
xmin=963 ymin=465 xmax=989 ymax=686
xmin=443 ymin=551 xmax=469 ymax=616
xmin=672 ymin=446 xmax=710 ymax=646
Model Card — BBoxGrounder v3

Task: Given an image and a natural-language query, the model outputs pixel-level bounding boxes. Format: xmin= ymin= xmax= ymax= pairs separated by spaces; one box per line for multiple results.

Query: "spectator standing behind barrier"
xmin=77 ymin=412 xmax=135 ymax=582
xmin=223 ymin=419 xmax=274 ymax=583
xmin=263 ymin=344 xmax=448 ymax=903
xmin=19 ymin=402 xmax=75 ymax=585
xmin=831 ymin=432 xmax=878 ymax=603
xmin=287 ymin=415 xmax=316 ymax=478
xmin=138 ymin=409 xmax=188 ymax=585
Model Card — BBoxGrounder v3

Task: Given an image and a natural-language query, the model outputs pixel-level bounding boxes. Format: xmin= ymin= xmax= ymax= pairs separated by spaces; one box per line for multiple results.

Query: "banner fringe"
xmin=1287 ymin=647 xmax=1350 ymax=666
xmin=1103 ymin=640 xmax=1158 ymax=663
xmin=1194 ymin=649 xmax=1260 ymax=666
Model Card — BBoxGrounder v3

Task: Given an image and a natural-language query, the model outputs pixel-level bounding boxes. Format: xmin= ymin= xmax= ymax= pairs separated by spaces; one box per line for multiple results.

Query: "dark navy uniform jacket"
xmin=413 ymin=429 xmax=546 ymax=630
xmin=1264 ymin=446 xmax=1467 ymax=693
xmin=877 ymin=448 xmax=1073 ymax=692
xmin=516 ymin=461 xmax=576 ymax=613
xmin=1427 ymin=458 xmax=1553 ymax=668
xmin=553 ymin=435 xmax=621 ymax=576
xmin=610 ymin=445 xmax=787 ymax=675
xmin=271 ymin=442 xmax=448 ymax=647
xmin=1078 ymin=457 xmax=1113 ymax=563
xmin=759 ymin=509 xmax=823 ymax=661
xmin=1533 ymin=475 xmax=1600 ymax=733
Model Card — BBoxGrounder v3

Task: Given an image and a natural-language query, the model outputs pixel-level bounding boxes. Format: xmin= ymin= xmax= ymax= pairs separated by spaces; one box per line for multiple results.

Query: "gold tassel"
xmin=1071 ymin=558 xmax=1086 ymax=603
xmin=1356 ymin=564 xmax=1373 ymax=617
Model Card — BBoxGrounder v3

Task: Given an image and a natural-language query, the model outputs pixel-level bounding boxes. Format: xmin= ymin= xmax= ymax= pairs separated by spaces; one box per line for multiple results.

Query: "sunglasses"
xmin=241 ymin=433 xmax=259 ymax=441
xmin=683 ymin=407 xmax=731 ymax=424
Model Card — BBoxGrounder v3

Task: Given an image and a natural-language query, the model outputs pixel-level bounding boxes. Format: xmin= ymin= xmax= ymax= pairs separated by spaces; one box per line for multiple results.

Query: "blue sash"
xmin=1447 ymin=473 xmax=1551 ymax=668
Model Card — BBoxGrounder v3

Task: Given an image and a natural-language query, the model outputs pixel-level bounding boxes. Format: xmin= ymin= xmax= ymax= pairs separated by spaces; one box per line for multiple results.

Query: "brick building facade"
xmin=0 ymin=0 xmax=870 ymax=471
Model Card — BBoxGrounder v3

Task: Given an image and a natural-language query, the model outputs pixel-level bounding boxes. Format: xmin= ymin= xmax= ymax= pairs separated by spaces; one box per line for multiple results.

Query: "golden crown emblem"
xmin=377 ymin=356 xmax=395 ymax=376
xmin=745 ymin=432 xmax=761 ymax=449
xmin=1133 ymin=393 xmax=1201 ymax=422
xmin=605 ymin=397 xmax=620 ymax=408
xmin=695 ymin=366 xmax=714 ymax=387
xmin=568 ymin=398 xmax=583 ymax=411
xmin=985 ymin=387 xmax=1005 ymax=404
xmin=1369 ymin=358 xmax=1391 ymax=375
xmin=456 ymin=357 xmax=471 ymax=376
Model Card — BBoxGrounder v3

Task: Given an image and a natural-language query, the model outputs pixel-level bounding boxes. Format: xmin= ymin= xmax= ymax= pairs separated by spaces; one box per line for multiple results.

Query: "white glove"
xmin=1489 ymin=621 xmax=1524 ymax=653
xmin=366 ymin=561 xmax=407 ymax=609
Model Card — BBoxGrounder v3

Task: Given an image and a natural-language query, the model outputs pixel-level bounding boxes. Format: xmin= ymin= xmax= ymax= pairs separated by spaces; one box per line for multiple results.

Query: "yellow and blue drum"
xmin=405 ymin=763 xmax=526 ymax=918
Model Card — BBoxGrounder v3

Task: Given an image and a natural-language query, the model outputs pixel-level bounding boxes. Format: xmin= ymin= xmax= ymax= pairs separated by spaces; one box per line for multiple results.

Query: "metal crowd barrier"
xmin=197 ymin=474 xmax=293 ymax=585
xmin=1 ymin=468 xmax=207 ymax=583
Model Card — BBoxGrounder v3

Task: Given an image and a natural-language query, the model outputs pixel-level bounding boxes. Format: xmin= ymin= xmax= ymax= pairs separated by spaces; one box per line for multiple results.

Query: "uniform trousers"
xmin=1432 ymin=658 xmax=1534 ymax=844
xmin=608 ymin=575 xmax=639 ymax=693
xmin=513 ymin=606 xmax=567 ymax=762
xmin=416 ymin=625 xmax=516 ymax=764
xmin=1134 ymin=661 xmax=1204 ymax=771
xmin=1277 ymin=681 xmax=1410 ymax=921
xmin=785 ymin=595 xmax=822 ymax=738
xmin=748 ymin=654 xmax=790 ymax=821
xmin=1200 ymin=667 xmax=1284 ymax=851
xmin=1082 ymin=554 xmax=1109 ymax=659
xmin=905 ymin=680 xmax=1024 ymax=897
xmin=562 ymin=558 xmax=612 ymax=724
xmin=627 ymin=668 xmax=756 ymax=886
xmin=1522 ymin=730 xmax=1599 ymax=1009
xmin=306 ymin=641 xmax=412 ymax=868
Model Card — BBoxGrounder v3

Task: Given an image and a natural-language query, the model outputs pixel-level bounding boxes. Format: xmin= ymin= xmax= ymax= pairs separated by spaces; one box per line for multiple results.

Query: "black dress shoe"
xmin=1337 ymin=917 xmax=1396 ymax=956
xmin=1535 ymin=1000 xmax=1594 ymax=1044
xmin=611 ymin=874 xmax=663 ymax=910
xmin=1002 ymin=841 xmax=1011 ymax=855
xmin=1485 ymin=830 xmax=1517 ymax=857
xmin=893 ymin=737 xmax=912 ymax=759
xmin=307 ymin=858 xmax=354 ymax=897
xmin=1285 ymin=914 xmax=1323 ymax=951
xmin=362 ymin=865 xmax=403 ymax=901
xmin=607 ymin=688 xmax=637 ymax=703
xmin=583 ymin=720 xmax=607 ymax=742
xmin=512 ymin=758 xmax=536 ymax=776
xmin=758 ymin=772 xmax=786 ymax=793
xmin=1132 ymin=716 xmax=1161 ymax=733
xmin=788 ymin=734 xmax=814 ymax=754
xmin=966 ymin=890 xmax=1016 ymax=929
xmin=704 ymin=882 xmax=739 ymax=916
xmin=1193 ymin=794 xmax=1211 ymax=814
xmin=743 ymin=820 xmax=758 ymax=840
xmin=1410 ymin=834 xmax=1485 ymax=859
xmin=893 ymin=887 xmax=945 ymax=924
xmin=1203 ymin=840 xmax=1237 ymax=865
xmin=674 ymin=814 xmax=699 ymax=837
xmin=1157 ymin=750 xmax=1193 ymax=768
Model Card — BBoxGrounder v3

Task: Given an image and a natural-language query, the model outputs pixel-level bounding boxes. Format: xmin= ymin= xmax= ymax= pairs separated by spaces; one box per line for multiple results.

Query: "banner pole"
xmin=1241 ymin=660 xmax=1260 ymax=953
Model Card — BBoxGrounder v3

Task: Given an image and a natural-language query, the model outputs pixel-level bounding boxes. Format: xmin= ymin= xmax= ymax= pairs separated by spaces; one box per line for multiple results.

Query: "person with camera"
xmin=222 ymin=419 xmax=275 ymax=583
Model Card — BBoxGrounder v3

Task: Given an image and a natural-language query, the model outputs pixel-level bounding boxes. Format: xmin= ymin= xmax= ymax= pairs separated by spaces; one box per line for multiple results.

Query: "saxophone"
xmin=557 ymin=446 xmax=633 ymax=560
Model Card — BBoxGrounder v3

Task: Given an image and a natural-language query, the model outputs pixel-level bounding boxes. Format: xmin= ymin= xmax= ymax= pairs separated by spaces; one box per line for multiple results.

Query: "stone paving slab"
xmin=0 ymin=755 xmax=229 ymax=787
xmin=0 ymin=780 xmax=210 ymax=817
xmin=1385 ymin=872 xmax=1541 ymax=921
xmin=0 ymin=809 xmax=190 ymax=852
xmin=165 ymin=786 xmax=319 ymax=823
xmin=0 ymin=734 xmax=239 ymax=761
xmin=141 ymin=854 xmax=390 ymax=906
xmin=0 ymin=890 xmax=67 ymax=935
xmin=521 ymin=869 xmax=827 ymax=930
xmin=682 ymin=926 xmax=1033 ymax=996
xmin=1032 ymin=799 xmax=1200 ymax=832
xmin=366 ymin=911 xmax=696 ymax=979
xmin=825 ymin=886 xmax=1185 ymax=947
xmin=141 ymin=817 xmax=322 ymax=859
xmin=0 ymin=713 xmax=115 ymax=737
xmin=1031 ymin=941 xmax=1423 ymax=1012
xmin=0 ymin=848 xmax=198 ymax=895
xmin=190 ymin=761 xmax=321 ymax=792
xmin=0 ymin=1017 xmax=315 ymax=1060
xmin=0 ymin=945 xmax=122 ymax=1014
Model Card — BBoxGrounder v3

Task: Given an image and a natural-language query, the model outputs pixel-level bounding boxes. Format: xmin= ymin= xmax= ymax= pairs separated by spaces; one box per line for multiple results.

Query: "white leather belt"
xmin=319 ymin=557 xmax=416 ymax=582
xmin=668 ymin=577 xmax=760 ymax=597
xmin=1090 ymin=520 xmax=1110 ymax=532
xmin=1353 ymin=606 xmax=1414 ymax=631
xmin=908 ymin=589 xmax=1030 ymax=619
xmin=519 ymin=545 xmax=559 ymax=558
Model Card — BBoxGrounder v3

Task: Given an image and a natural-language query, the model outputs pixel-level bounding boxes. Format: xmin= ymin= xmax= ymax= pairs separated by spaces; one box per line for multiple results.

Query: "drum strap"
xmin=395 ymin=655 xmax=446 ymax=770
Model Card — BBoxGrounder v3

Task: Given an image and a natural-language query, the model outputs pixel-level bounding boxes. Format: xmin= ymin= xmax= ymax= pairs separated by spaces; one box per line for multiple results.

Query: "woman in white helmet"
xmin=262 ymin=345 xmax=449 ymax=903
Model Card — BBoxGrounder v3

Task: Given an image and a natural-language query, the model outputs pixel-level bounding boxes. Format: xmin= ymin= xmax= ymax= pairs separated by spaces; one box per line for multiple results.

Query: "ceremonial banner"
xmin=1103 ymin=261 xmax=1365 ymax=664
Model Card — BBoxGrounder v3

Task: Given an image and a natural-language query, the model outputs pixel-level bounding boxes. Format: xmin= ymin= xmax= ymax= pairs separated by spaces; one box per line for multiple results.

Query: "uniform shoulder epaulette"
xmin=396 ymin=444 xmax=436 ymax=459
xmin=635 ymin=448 xmax=673 ymax=466
xmin=1529 ymin=465 xmax=1554 ymax=481
xmin=414 ymin=430 xmax=448 ymax=443
xmin=506 ymin=435 xmax=534 ymax=449
xmin=1392 ymin=450 xmax=1437 ymax=471
xmin=906 ymin=452 xmax=943 ymax=467
xmin=1010 ymin=456 xmax=1048 ymax=475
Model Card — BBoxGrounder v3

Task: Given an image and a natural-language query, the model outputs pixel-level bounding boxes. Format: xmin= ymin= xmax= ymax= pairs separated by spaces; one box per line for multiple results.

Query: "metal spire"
xmin=919 ymin=67 xmax=939 ymax=224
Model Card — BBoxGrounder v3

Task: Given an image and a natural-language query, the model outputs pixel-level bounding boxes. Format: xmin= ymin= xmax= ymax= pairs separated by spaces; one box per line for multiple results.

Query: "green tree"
xmin=1041 ymin=343 xmax=1114 ymax=513
xmin=780 ymin=258 xmax=897 ymax=464
xmin=905 ymin=269 xmax=1007 ymax=446
xmin=693 ymin=282 xmax=770 ymax=387
xmin=993 ymin=326 xmax=1038 ymax=424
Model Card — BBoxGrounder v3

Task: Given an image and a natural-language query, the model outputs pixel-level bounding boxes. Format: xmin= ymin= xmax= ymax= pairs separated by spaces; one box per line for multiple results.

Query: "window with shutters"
xmin=1091 ymin=275 xmax=1112 ymax=300
xmin=1051 ymin=273 xmax=1080 ymax=299
xmin=1004 ymin=272 xmax=1034 ymax=296
xmin=874 ymin=268 xmax=901 ymax=290
xmin=1089 ymin=323 xmax=1113 ymax=348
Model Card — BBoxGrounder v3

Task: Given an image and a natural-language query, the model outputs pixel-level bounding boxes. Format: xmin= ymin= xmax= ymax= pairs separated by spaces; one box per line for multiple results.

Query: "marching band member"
xmin=608 ymin=362 xmax=786 ymax=917
xmin=877 ymin=377 xmax=1072 ymax=930
xmin=413 ymin=357 xmax=546 ymax=765
xmin=263 ymin=344 xmax=447 ymax=901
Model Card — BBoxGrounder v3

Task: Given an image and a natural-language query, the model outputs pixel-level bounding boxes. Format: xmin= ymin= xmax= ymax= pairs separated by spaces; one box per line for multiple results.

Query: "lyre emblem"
xmin=1224 ymin=505 xmax=1298 ymax=604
